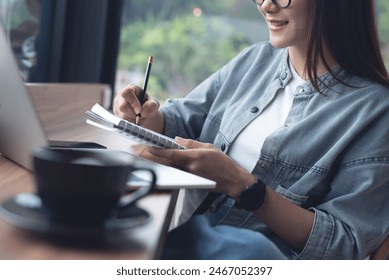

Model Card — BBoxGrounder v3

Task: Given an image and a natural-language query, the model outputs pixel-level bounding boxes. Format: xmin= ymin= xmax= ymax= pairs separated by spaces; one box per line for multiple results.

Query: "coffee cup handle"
xmin=116 ymin=168 xmax=157 ymax=209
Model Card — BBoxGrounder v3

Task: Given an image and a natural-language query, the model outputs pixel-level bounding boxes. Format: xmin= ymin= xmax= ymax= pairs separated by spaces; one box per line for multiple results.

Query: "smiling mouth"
xmin=270 ymin=21 xmax=288 ymax=27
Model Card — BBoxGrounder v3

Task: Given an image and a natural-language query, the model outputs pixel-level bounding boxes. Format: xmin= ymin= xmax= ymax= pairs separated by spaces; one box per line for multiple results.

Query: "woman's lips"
xmin=267 ymin=20 xmax=289 ymax=31
xmin=270 ymin=21 xmax=288 ymax=27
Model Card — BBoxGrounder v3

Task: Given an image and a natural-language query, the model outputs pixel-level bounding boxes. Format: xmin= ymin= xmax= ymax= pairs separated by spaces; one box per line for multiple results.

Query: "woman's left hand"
xmin=148 ymin=138 xmax=315 ymax=250
xmin=147 ymin=137 xmax=256 ymax=198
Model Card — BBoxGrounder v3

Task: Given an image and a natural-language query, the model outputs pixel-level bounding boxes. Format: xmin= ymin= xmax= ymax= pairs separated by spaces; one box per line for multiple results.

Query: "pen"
xmin=136 ymin=55 xmax=153 ymax=125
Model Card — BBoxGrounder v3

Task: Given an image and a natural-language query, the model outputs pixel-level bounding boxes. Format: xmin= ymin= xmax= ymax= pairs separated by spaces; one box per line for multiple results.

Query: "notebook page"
xmin=90 ymin=103 xmax=122 ymax=126
xmin=87 ymin=103 xmax=186 ymax=150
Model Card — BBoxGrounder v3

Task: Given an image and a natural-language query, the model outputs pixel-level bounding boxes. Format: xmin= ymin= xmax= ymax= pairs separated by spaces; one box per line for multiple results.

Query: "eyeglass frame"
xmin=251 ymin=0 xmax=292 ymax=9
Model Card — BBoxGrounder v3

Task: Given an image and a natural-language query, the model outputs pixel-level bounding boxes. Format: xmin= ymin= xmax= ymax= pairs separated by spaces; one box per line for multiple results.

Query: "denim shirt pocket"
xmin=275 ymin=185 xmax=309 ymax=206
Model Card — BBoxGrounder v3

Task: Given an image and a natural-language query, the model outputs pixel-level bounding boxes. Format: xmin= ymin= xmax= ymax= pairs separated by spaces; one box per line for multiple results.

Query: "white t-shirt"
xmin=228 ymin=59 xmax=305 ymax=172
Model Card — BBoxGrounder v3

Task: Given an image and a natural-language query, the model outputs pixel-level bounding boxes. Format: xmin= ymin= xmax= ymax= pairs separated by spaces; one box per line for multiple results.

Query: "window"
xmin=1 ymin=1 xmax=389 ymax=91
xmin=117 ymin=1 xmax=389 ymax=103
xmin=0 ymin=0 xmax=40 ymax=82
xmin=377 ymin=0 xmax=389 ymax=69
xmin=116 ymin=0 xmax=265 ymax=102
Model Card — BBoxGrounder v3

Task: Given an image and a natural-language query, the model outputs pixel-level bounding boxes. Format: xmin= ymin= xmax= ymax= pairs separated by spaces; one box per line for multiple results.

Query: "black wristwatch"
xmin=235 ymin=178 xmax=266 ymax=211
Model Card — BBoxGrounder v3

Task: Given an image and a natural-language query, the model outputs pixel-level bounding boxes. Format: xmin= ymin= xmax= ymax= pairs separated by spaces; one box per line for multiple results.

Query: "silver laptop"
xmin=0 ymin=26 xmax=215 ymax=190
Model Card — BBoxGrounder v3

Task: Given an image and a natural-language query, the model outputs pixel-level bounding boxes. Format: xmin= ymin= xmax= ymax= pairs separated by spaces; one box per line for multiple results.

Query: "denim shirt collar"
xmin=276 ymin=48 xmax=347 ymax=95
xmin=277 ymin=50 xmax=293 ymax=88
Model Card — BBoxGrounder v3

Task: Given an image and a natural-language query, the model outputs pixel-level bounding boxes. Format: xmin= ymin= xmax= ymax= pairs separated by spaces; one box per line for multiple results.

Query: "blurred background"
xmin=1 ymin=0 xmax=389 ymax=106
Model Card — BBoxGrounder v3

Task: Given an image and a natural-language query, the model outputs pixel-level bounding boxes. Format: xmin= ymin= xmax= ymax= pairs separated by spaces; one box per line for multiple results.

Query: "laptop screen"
xmin=0 ymin=25 xmax=48 ymax=170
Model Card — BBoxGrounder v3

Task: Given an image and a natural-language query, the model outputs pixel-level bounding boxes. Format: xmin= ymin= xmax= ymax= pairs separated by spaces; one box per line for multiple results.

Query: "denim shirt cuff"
xmin=293 ymin=208 xmax=335 ymax=259
xmin=160 ymin=106 xmax=179 ymax=138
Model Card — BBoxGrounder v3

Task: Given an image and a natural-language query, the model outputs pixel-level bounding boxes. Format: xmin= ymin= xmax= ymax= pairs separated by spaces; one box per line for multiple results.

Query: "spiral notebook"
xmin=86 ymin=103 xmax=186 ymax=150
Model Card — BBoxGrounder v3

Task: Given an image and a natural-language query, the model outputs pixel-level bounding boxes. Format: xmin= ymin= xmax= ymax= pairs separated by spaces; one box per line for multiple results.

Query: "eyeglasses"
xmin=252 ymin=0 xmax=292 ymax=9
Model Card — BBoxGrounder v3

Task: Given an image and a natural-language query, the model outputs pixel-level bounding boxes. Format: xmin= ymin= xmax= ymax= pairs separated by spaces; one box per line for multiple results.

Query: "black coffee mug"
xmin=32 ymin=147 xmax=156 ymax=227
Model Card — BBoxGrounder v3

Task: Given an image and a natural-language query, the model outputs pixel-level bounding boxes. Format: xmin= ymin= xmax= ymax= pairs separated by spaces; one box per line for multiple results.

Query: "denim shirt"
xmin=160 ymin=42 xmax=389 ymax=259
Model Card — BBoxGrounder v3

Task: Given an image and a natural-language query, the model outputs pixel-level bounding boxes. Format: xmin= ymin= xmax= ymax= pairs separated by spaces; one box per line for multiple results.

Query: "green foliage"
xmin=119 ymin=15 xmax=251 ymax=100
xmin=377 ymin=0 xmax=389 ymax=42
xmin=1 ymin=0 xmax=36 ymax=30
xmin=376 ymin=0 xmax=389 ymax=69
xmin=119 ymin=0 xmax=389 ymax=100
xmin=121 ymin=0 xmax=257 ymax=24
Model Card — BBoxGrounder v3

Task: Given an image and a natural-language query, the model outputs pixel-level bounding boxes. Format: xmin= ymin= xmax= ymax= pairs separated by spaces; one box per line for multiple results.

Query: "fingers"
xmin=148 ymin=147 xmax=177 ymax=161
xmin=131 ymin=144 xmax=173 ymax=166
xmin=147 ymin=138 xmax=216 ymax=171
xmin=113 ymin=85 xmax=141 ymax=121
xmin=138 ymin=98 xmax=160 ymax=121
xmin=113 ymin=84 xmax=160 ymax=123
xmin=130 ymin=144 xmax=149 ymax=157
xmin=121 ymin=86 xmax=143 ymax=116
xmin=175 ymin=137 xmax=215 ymax=149
xmin=147 ymin=146 xmax=191 ymax=171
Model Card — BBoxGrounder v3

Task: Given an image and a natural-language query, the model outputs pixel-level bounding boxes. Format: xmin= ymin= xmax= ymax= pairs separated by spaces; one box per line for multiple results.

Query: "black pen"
xmin=136 ymin=55 xmax=153 ymax=125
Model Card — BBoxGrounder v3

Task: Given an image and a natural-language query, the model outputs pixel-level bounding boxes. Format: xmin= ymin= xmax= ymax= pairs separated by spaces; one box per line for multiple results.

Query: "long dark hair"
xmin=306 ymin=0 xmax=389 ymax=90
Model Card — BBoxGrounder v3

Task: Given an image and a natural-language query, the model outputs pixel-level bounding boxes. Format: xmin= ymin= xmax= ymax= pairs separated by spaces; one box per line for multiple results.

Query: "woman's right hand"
xmin=113 ymin=84 xmax=160 ymax=127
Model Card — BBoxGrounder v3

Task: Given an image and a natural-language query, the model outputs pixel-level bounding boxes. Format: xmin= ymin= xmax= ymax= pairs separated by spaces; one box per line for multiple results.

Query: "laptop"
xmin=0 ymin=26 xmax=215 ymax=190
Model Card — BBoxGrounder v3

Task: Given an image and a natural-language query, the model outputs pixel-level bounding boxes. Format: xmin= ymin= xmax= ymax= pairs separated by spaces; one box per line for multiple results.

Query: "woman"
xmin=114 ymin=0 xmax=389 ymax=259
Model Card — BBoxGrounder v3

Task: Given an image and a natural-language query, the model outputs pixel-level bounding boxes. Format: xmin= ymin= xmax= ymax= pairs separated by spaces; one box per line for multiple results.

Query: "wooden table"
xmin=0 ymin=85 xmax=178 ymax=259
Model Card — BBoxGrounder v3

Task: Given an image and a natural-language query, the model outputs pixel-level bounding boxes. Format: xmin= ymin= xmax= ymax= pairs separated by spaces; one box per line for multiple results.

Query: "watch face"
xmin=238 ymin=181 xmax=266 ymax=211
